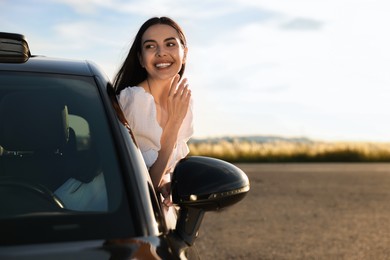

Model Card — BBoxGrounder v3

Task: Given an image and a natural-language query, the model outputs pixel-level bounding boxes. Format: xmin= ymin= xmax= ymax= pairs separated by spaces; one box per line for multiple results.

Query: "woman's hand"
xmin=167 ymin=75 xmax=191 ymax=127
xmin=159 ymin=181 xmax=173 ymax=207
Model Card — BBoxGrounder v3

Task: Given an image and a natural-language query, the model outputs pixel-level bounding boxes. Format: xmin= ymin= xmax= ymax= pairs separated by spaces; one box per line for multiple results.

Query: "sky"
xmin=1 ymin=0 xmax=390 ymax=142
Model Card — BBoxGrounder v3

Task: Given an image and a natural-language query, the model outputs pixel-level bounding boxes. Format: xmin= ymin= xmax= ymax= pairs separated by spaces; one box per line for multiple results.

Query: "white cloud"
xmin=50 ymin=0 xmax=240 ymax=19
xmin=50 ymin=0 xmax=113 ymax=14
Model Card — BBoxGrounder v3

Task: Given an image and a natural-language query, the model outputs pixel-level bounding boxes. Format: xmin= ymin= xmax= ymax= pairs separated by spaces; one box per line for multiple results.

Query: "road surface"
xmin=196 ymin=163 xmax=390 ymax=259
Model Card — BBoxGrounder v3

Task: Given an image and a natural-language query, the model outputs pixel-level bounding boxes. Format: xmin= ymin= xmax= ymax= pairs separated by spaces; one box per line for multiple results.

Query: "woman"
xmin=113 ymin=17 xmax=193 ymax=207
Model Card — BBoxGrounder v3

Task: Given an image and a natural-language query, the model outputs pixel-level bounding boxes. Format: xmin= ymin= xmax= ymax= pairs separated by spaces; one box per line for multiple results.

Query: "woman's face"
xmin=139 ymin=24 xmax=187 ymax=81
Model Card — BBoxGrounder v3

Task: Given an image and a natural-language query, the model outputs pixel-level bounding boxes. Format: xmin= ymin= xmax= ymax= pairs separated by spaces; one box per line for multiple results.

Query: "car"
xmin=0 ymin=32 xmax=250 ymax=259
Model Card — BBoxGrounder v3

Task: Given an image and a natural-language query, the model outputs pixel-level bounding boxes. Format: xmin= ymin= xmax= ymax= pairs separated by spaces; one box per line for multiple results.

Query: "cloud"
xmin=50 ymin=0 xmax=241 ymax=19
xmin=280 ymin=18 xmax=323 ymax=31
xmin=231 ymin=0 xmax=336 ymax=20
xmin=49 ymin=0 xmax=112 ymax=14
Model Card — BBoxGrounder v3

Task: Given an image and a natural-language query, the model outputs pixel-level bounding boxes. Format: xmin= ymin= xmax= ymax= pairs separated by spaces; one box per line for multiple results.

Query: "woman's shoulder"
xmin=118 ymin=86 xmax=152 ymax=105
xmin=117 ymin=86 xmax=158 ymax=127
xmin=119 ymin=86 xmax=147 ymax=98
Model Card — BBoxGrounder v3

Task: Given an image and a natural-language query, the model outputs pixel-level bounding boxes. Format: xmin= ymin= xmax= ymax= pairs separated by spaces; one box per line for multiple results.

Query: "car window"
xmin=0 ymin=72 xmax=124 ymax=216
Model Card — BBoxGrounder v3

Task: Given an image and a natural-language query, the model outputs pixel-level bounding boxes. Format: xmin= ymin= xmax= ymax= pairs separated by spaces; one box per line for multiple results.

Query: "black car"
xmin=0 ymin=32 xmax=250 ymax=259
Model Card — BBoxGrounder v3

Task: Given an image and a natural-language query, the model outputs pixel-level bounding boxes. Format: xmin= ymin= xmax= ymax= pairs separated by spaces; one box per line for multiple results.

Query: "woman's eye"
xmin=145 ymin=44 xmax=155 ymax=49
xmin=167 ymin=42 xmax=176 ymax=47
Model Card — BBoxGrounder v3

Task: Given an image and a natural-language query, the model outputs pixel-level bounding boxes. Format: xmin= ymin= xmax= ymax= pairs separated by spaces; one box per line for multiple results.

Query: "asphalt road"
xmin=196 ymin=163 xmax=390 ymax=260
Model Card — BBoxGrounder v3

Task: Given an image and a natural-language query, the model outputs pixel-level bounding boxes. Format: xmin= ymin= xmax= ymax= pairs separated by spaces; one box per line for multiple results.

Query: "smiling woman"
xmin=113 ymin=17 xmax=194 ymax=219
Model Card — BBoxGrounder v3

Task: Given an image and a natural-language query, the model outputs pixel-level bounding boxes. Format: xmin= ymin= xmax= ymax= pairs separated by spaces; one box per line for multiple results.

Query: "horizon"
xmin=189 ymin=134 xmax=390 ymax=143
xmin=1 ymin=0 xmax=390 ymax=142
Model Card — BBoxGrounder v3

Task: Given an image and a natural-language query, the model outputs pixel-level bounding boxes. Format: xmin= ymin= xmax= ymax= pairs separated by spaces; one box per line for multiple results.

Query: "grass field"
xmin=196 ymin=163 xmax=390 ymax=259
xmin=189 ymin=139 xmax=390 ymax=162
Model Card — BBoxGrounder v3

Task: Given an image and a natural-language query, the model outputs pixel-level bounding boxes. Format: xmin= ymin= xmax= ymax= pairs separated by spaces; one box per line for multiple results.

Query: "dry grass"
xmin=189 ymin=139 xmax=390 ymax=162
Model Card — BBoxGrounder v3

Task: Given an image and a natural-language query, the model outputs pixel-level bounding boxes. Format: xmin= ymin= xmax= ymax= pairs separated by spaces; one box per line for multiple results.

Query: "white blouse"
xmin=118 ymin=86 xmax=194 ymax=175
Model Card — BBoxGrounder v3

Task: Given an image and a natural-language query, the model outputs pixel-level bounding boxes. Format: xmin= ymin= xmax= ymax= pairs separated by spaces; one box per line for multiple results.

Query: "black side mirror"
xmin=171 ymin=156 xmax=250 ymax=245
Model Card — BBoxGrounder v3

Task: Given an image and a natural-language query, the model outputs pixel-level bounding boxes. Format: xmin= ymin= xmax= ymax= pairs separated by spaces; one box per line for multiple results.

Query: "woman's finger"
xmin=168 ymin=74 xmax=180 ymax=97
xmin=177 ymin=79 xmax=189 ymax=98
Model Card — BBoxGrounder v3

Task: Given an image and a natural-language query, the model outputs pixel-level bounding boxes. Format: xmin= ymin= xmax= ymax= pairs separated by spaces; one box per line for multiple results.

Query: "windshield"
xmin=0 ymin=72 xmax=133 ymax=243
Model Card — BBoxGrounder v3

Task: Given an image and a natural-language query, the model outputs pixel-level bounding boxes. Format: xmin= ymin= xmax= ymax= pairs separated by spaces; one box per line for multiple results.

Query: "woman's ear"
xmin=182 ymin=47 xmax=188 ymax=64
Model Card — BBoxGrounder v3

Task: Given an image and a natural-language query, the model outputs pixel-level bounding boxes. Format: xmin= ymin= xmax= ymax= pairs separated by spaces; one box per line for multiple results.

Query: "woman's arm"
xmin=149 ymin=75 xmax=191 ymax=189
xmin=148 ymin=120 xmax=180 ymax=188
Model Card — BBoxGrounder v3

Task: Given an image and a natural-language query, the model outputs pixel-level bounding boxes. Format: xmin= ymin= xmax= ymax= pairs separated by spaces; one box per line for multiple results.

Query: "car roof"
xmin=0 ymin=56 xmax=98 ymax=77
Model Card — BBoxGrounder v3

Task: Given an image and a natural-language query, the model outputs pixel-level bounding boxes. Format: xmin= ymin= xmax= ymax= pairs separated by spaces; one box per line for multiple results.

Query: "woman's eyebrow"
xmin=143 ymin=39 xmax=156 ymax=45
xmin=164 ymin=37 xmax=177 ymax=42
xmin=143 ymin=37 xmax=178 ymax=44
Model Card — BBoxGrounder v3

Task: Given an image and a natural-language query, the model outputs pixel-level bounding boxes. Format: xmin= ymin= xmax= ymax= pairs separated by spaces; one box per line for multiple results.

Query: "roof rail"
xmin=0 ymin=32 xmax=31 ymax=63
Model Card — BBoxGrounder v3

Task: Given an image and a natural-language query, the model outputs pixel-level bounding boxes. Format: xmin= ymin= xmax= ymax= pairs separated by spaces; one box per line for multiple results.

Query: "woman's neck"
xmin=145 ymin=77 xmax=172 ymax=106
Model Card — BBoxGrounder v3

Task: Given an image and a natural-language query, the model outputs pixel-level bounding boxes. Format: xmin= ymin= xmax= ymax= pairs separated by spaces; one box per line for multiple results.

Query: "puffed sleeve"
xmin=118 ymin=87 xmax=162 ymax=168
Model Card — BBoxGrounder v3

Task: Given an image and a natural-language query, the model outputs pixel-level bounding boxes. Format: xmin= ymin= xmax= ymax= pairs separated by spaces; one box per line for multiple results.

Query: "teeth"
xmin=156 ymin=63 xmax=171 ymax=68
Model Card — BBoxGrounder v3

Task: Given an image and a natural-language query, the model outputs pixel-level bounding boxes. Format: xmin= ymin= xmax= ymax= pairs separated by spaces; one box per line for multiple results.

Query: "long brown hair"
xmin=113 ymin=17 xmax=187 ymax=95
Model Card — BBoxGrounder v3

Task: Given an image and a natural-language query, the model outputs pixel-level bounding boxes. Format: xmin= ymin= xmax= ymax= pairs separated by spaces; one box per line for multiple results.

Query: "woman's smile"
xmin=155 ymin=62 xmax=172 ymax=69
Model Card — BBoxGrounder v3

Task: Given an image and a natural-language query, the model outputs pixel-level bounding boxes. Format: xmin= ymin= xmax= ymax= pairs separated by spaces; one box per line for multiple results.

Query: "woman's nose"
xmin=156 ymin=46 xmax=166 ymax=57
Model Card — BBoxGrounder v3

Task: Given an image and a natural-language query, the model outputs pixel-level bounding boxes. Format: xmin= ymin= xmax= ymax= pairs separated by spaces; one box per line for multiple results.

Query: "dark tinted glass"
xmin=0 ymin=72 xmax=133 ymax=243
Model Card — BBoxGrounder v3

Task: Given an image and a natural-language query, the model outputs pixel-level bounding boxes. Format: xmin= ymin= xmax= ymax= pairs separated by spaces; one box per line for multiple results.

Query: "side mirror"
xmin=171 ymin=156 xmax=250 ymax=245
